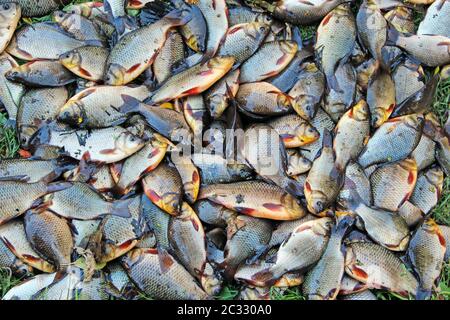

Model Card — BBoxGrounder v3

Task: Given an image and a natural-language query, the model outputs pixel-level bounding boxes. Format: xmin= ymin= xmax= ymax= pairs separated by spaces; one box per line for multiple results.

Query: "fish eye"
xmin=259 ymin=26 xmax=265 ymax=32
xmin=3 ymin=4 xmax=10 ymax=10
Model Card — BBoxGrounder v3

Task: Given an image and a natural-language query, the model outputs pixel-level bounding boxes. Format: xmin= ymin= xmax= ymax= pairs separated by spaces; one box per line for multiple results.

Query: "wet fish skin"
xmin=153 ymin=30 xmax=185 ymax=84
xmin=0 ymin=2 xmax=20 ymax=53
xmin=0 ymin=0 xmax=71 ymax=17
xmin=367 ymin=65 xmax=396 ymax=128
xmin=239 ymin=41 xmax=298 ymax=83
xmin=288 ymin=62 xmax=325 ymax=120
xmin=345 ymin=242 xmax=418 ymax=296
xmin=333 ymin=100 xmax=370 ymax=171
xmin=0 ymin=236 xmax=33 ymax=277
xmin=268 ymin=114 xmax=320 ymax=149
xmin=417 ymin=0 xmax=450 ymax=38
xmin=104 ymin=9 xmax=192 ymax=86
xmin=6 ymin=60 xmax=76 ymax=87
xmin=408 ymin=219 xmax=446 ymax=300
xmin=384 ymin=6 xmax=415 ymax=34
xmin=142 ymin=162 xmax=183 ymax=216
xmin=305 ymin=129 xmax=343 ymax=214
xmin=303 ymin=216 xmax=354 ymax=300
xmin=338 ymin=162 xmax=372 ymax=207
xmin=370 ymin=158 xmax=418 ymax=212
xmin=315 ymin=4 xmax=356 ymax=91
xmin=2 ymin=273 xmax=57 ymax=300
xmin=204 ymin=69 xmax=240 ymax=119
xmin=199 ymin=180 xmax=306 ymax=221
xmin=141 ymin=194 xmax=171 ymax=252
xmin=286 ymin=149 xmax=312 ymax=176
xmin=0 ymin=53 xmax=24 ymax=125
xmin=392 ymin=58 xmax=425 ymax=106
xmin=47 ymin=181 xmax=132 ymax=220
xmin=409 ymin=166 xmax=444 ymax=215
xmin=121 ymin=248 xmax=210 ymax=300
xmin=250 ymin=217 xmax=332 ymax=287
xmin=358 ymin=114 xmax=424 ymax=168
xmin=24 ymin=209 xmax=73 ymax=271
xmin=59 ymin=46 xmax=110 ymax=82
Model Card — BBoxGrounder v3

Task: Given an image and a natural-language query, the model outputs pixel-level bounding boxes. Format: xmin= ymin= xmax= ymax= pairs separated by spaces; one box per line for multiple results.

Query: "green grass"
xmin=0 ymin=269 xmax=23 ymax=298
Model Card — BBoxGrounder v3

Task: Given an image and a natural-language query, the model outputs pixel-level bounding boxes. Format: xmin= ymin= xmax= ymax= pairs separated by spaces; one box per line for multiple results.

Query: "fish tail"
xmin=340 ymin=177 xmax=363 ymax=211
xmin=110 ymin=198 xmax=133 ymax=218
xmin=46 ymin=181 xmax=73 ymax=193
xmin=386 ymin=27 xmax=400 ymax=46
xmin=334 ymin=215 xmax=355 ymax=238
xmin=119 ymin=94 xmax=143 ymax=114
xmin=164 ymin=8 xmax=192 ymax=27
xmin=416 ymin=287 xmax=432 ymax=300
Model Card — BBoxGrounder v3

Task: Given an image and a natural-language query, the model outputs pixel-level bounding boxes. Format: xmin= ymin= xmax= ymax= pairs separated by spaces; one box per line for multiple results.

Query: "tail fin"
xmin=46 ymin=181 xmax=73 ymax=193
xmin=163 ymin=8 xmax=192 ymax=27
xmin=334 ymin=215 xmax=355 ymax=239
xmin=120 ymin=94 xmax=143 ymax=114
xmin=250 ymin=268 xmax=277 ymax=287
xmin=283 ymin=177 xmax=305 ymax=198
xmin=386 ymin=27 xmax=401 ymax=46
xmin=110 ymin=198 xmax=133 ymax=218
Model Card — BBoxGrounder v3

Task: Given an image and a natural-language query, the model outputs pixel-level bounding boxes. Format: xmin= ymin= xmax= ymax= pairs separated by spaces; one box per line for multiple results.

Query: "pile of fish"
xmin=0 ymin=0 xmax=449 ymax=301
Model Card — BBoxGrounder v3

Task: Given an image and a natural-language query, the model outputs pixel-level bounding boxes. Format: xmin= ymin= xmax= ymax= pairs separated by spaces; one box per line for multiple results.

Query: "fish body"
xmin=204 ymin=69 xmax=240 ymax=119
xmin=418 ymin=0 xmax=450 ymax=38
xmin=0 ymin=2 xmax=20 ymax=53
xmin=60 ymin=46 xmax=110 ymax=82
xmin=409 ymin=166 xmax=444 ymax=215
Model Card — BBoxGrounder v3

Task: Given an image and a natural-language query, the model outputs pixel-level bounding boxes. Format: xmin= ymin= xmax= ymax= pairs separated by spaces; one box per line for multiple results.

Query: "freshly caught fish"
xmin=2 ymin=273 xmax=57 ymax=300
xmin=183 ymin=95 xmax=207 ymax=139
xmin=0 ymin=181 xmax=70 ymax=225
xmin=241 ymin=123 xmax=304 ymax=197
xmin=440 ymin=225 xmax=450 ymax=261
xmin=142 ymin=162 xmax=183 ymax=215
xmin=169 ymin=202 xmax=222 ymax=295
xmin=391 ymin=74 xmax=439 ymax=117
xmin=240 ymin=41 xmax=298 ymax=83
xmin=114 ymin=136 xmax=168 ymax=195
xmin=268 ymin=114 xmax=320 ymax=149
xmin=266 ymin=215 xmax=317 ymax=250
xmin=235 ymin=82 xmax=293 ymax=118
xmin=52 ymin=11 xmax=107 ymax=46
xmin=408 ymin=219 xmax=446 ymax=300
xmin=0 ymin=219 xmax=55 ymax=272
xmin=121 ymin=248 xmax=209 ymax=299
xmin=288 ymin=62 xmax=325 ymax=120
xmin=305 ymin=130 xmax=343 ymax=214
xmin=246 ymin=0 xmax=350 ymax=25
xmin=24 ymin=208 xmax=73 ymax=270
xmin=146 ymin=56 xmax=235 ymax=104
xmin=340 ymin=290 xmax=377 ymax=300
xmin=7 ymin=22 xmax=94 ymax=61
xmin=367 ymin=65 xmax=396 ymax=127
xmin=370 ymin=158 xmax=418 ymax=211
xmin=46 ymin=181 xmax=132 ymax=220
xmin=392 ymin=58 xmax=425 ymax=106
xmin=97 ymin=196 xmax=146 ymax=263
xmin=141 ymin=194 xmax=171 ymax=252
xmin=195 ymin=199 xmax=237 ymax=228
xmin=250 ymin=218 xmax=332 ymax=287
xmin=345 ymin=242 xmax=418 ymax=296
xmin=191 ymin=153 xmax=254 ymax=185
xmin=301 ymin=108 xmax=336 ymax=161
xmin=194 ymin=0 xmax=228 ymax=59
xmin=356 ymin=58 xmax=377 ymax=92
xmin=0 ymin=53 xmax=24 ymax=126
xmin=104 ymin=9 xmax=191 ymax=86
xmin=338 ymin=163 xmax=372 ymax=209
xmin=17 ymin=87 xmax=68 ymax=148
xmin=384 ymin=6 xmax=415 ymax=34
xmin=333 ymin=100 xmax=370 ymax=171
xmin=398 ymin=201 xmax=425 ymax=228
xmin=303 ymin=216 xmax=354 ymax=300
xmin=43 ymin=126 xmax=145 ymax=163
xmin=220 ymin=214 xmax=272 ymax=281
xmin=0 ymin=2 xmax=20 ymax=53
xmin=0 ymin=237 xmax=33 ymax=277
xmin=423 ymin=113 xmax=450 ymax=175
xmin=0 ymin=0 xmax=71 ymax=17
xmin=286 ymin=150 xmax=312 ymax=176
xmin=173 ymin=154 xmax=200 ymax=204
xmin=199 ymin=181 xmax=306 ymax=221
xmin=315 ymin=3 xmax=356 ymax=91
xmin=58 ymin=85 xmax=150 ymax=129
xmin=204 ymin=69 xmax=240 ymax=119
xmin=411 ymin=134 xmax=436 ymax=172
xmin=387 ymin=29 xmax=450 ymax=66
xmin=153 ymin=30 xmax=185 ymax=84
xmin=417 ymin=0 xmax=450 ymax=38
xmin=33 ymin=266 xmax=83 ymax=300
xmin=59 ymin=46 xmax=110 ymax=82
xmin=409 ymin=166 xmax=444 ymax=215
xmin=358 ymin=114 xmax=424 ymax=167
xmin=218 ymin=22 xmax=270 ymax=68
xmin=0 ymin=158 xmax=74 ymax=183
xmin=64 ymin=1 xmax=106 ymax=19
xmin=267 ymin=43 xmax=313 ymax=91
xmin=339 ymin=275 xmax=368 ymax=295
xmin=322 ymin=62 xmax=357 ymax=122
xmin=6 ymin=60 xmax=76 ymax=87
xmin=356 ymin=0 xmax=387 ymax=66
xmin=72 ymin=219 xmax=101 ymax=249
xmin=342 ymin=184 xmax=410 ymax=251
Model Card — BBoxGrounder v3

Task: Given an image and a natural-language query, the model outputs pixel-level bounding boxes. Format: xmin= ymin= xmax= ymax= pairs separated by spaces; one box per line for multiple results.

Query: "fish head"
xmin=244 ymin=22 xmax=270 ymax=40
xmin=371 ymin=108 xmax=389 ymax=128
xmin=0 ymin=2 xmax=20 ymax=18
xmin=59 ymin=50 xmax=82 ymax=69
xmin=425 ymin=166 xmax=444 ymax=188
xmin=57 ymin=101 xmax=87 ymax=128
xmin=293 ymin=95 xmax=316 ymax=120
xmin=295 ymin=122 xmax=320 ymax=145
xmin=404 ymin=114 xmax=424 ymax=130
xmin=207 ymin=94 xmax=227 ymax=119
xmin=185 ymin=34 xmax=203 ymax=52
xmin=306 ymin=189 xmax=329 ymax=214
xmin=276 ymin=93 xmax=292 ymax=112
xmin=115 ymin=131 xmax=144 ymax=156
xmin=351 ymin=100 xmax=370 ymax=121
xmin=104 ymin=63 xmax=127 ymax=86
xmin=52 ymin=10 xmax=71 ymax=25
